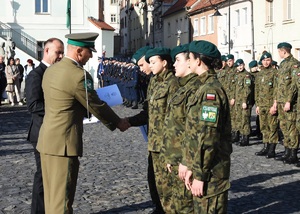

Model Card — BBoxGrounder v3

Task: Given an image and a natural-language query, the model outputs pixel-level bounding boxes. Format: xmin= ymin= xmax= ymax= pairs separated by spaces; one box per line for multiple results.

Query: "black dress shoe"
xmin=131 ymin=105 xmax=138 ymax=109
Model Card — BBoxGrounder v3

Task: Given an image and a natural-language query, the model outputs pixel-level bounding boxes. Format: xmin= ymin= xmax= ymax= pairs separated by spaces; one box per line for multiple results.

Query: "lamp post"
xmin=228 ymin=0 xmax=231 ymax=54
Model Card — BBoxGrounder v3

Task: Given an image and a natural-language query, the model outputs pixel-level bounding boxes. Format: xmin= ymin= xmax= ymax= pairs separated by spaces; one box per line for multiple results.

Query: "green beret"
xmin=260 ymin=52 xmax=272 ymax=61
xmin=189 ymin=40 xmax=221 ymax=59
xmin=277 ymin=42 xmax=292 ymax=49
xmin=131 ymin=46 xmax=152 ymax=64
xmin=66 ymin=32 xmax=99 ymax=52
xmin=272 ymin=60 xmax=277 ymax=66
xmin=234 ymin=59 xmax=244 ymax=67
xmin=171 ymin=43 xmax=189 ymax=62
xmin=249 ymin=60 xmax=258 ymax=68
xmin=258 ymin=61 xmax=262 ymax=65
xmin=221 ymin=55 xmax=227 ymax=62
xmin=145 ymin=47 xmax=171 ymax=63
xmin=226 ymin=54 xmax=234 ymax=60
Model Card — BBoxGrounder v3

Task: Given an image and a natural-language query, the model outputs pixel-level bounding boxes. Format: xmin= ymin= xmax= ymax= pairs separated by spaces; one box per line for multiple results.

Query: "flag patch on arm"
xmin=200 ymin=105 xmax=218 ymax=123
xmin=206 ymin=93 xmax=216 ymax=100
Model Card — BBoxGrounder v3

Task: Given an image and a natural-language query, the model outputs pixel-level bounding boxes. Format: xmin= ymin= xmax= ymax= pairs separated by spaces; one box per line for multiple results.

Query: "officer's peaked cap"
xmin=66 ymin=32 xmax=99 ymax=52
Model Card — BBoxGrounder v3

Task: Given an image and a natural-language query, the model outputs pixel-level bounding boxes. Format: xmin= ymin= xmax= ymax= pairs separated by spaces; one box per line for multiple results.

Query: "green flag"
xmin=66 ymin=0 xmax=71 ymax=29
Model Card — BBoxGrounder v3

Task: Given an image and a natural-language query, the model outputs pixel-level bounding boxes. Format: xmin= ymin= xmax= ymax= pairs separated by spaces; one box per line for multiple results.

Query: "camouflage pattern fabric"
xmin=255 ymin=66 xmax=278 ymax=144
xmin=193 ymin=190 xmax=228 ymax=213
xmin=226 ymin=67 xmax=237 ymax=131
xmin=233 ymin=70 xmax=253 ymax=136
xmin=159 ymin=73 xmax=200 ymax=213
xmin=275 ymin=55 xmax=298 ymax=149
xmin=183 ymin=69 xmax=232 ymax=201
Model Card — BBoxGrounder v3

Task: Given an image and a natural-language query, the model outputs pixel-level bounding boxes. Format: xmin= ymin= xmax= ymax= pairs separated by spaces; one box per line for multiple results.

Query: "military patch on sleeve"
xmin=84 ymin=79 xmax=94 ymax=91
xmin=206 ymin=93 xmax=216 ymax=100
xmin=200 ymin=105 xmax=218 ymax=123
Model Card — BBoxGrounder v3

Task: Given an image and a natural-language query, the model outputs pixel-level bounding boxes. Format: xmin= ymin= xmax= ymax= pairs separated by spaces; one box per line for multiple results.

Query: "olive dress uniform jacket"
xmin=37 ymin=57 xmax=120 ymax=157
xmin=26 ymin=62 xmax=47 ymax=142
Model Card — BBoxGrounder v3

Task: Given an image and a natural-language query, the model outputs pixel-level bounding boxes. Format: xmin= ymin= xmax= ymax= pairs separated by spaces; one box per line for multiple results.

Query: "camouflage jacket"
xmin=226 ymin=66 xmax=237 ymax=100
xmin=161 ymin=73 xmax=201 ymax=165
xmin=255 ymin=66 xmax=277 ymax=108
xmin=275 ymin=55 xmax=298 ymax=104
xmin=233 ymin=69 xmax=253 ymax=105
xmin=183 ymin=69 xmax=232 ymax=198
xmin=292 ymin=65 xmax=300 ymax=131
xmin=216 ymin=66 xmax=227 ymax=88
xmin=147 ymin=69 xmax=179 ymax=152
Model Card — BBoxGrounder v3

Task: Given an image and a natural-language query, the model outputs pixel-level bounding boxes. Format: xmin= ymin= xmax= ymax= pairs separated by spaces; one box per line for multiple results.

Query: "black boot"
xmin=240 ymin=135 xmax=249 ymax=147
xmin=232 ymin=131 xmax=240 ymax=144
xmin=284 ymin=149 xmax=298 ymax=164
xmin=255 ymin=143 xmax=269 ymax=156
xmin=275 ymin=148 xmax=291 ymax=161
xmin=266 ymin=143 xmax=276 ymax=159
xmin=295 ymin=161 xmax=300 ymax=167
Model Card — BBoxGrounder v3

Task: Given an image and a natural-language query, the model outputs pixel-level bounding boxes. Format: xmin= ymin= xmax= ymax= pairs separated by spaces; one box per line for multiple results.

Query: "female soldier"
xmin=145 ymin=47 xmax=179 ymax=212
xmin=184 ymin=40 xmax=232 ymax=213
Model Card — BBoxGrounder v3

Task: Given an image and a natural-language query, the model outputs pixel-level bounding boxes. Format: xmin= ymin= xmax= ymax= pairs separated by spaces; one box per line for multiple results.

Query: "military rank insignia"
xmin=84 ymin=79 xmax=94 ymax=91
xmin=206 ymin=93 xmax=216 ymax=100
xmin=201 ymin=105 xmax=218 ymax=123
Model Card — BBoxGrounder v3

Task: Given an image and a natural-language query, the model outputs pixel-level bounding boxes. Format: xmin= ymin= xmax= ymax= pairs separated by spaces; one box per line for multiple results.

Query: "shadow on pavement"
xmin=229 ymin=170 xmax=300 ymax=213
xmin=92 ymin=200 xmax=154 ymax=214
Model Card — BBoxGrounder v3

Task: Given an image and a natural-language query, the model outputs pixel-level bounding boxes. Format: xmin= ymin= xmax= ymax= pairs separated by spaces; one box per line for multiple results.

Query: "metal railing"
xmin=0 ymin=21 xmax=42 ymax=60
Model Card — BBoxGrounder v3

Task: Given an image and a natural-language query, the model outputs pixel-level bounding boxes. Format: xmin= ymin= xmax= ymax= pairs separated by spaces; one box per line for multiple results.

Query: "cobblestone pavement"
xmin=0 ymin=104 xmax=300 ymax=214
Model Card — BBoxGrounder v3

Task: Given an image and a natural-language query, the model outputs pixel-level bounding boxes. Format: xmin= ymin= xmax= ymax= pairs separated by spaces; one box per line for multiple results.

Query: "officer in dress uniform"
xmin=37 ymin=32 xmax=129 ymax=213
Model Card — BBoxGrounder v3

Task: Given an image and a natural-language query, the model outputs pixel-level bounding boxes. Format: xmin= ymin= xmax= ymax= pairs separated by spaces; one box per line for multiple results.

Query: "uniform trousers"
xmin=259 ymin=106 xmax=278 ymax=144
xmin=277 ymin=103 xmax=299 ymax=149
xmin=40 ymin=153 xmax=79 ymax=214
xmin=234 ymin=103 xmax=251 ymax=136
xmin=31 ymin=142 xmax=45 ymax=214
xmin=193 ymin=190 xmax=228 ymax=214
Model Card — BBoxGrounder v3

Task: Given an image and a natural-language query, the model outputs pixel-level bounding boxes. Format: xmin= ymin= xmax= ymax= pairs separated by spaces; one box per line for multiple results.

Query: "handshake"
xmin=116 ymin=118 xmax=131 ymax=132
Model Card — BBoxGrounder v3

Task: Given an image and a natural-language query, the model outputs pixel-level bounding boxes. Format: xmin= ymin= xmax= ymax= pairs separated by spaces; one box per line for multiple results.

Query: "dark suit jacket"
xmin=26 ymin=62 xmax=47 ymax=142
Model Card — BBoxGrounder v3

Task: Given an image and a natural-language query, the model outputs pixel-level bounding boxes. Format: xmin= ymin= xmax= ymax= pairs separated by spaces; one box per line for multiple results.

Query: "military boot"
xmin=232 ymin=131 xmax=240 ymax=144
xmin=266 ymin=143 xmax=276 ymax=159
xmin=255 ymin=143 xmax=269 ymax=156
xmin=284 ymin=149 xmax=298 ymax=164
xmin=275 ymin=147 xmax=291 ymax=161
xmin=240 ymin=135 xmax=249 ymax=147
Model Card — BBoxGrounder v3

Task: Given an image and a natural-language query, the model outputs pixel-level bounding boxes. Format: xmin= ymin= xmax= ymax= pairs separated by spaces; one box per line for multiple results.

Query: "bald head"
xmin=43 ymin=38 xmax=64 ymax=65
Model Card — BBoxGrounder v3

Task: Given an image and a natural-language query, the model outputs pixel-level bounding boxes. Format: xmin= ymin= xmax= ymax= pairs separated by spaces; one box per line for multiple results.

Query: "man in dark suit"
xmin=26 ymin=38 xmax=64 ymax=214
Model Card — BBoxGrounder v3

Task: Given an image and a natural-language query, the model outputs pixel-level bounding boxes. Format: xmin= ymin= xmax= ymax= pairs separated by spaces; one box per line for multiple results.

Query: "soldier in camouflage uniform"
xmin=249 ymin=60 xmax=262 ymax=140
xmin=254 ymin=52 xmax=278 ymax=158
xmin=127 ymin=46 xmax=165 ymax=214
xmin=145 ymin=47 xmax=179 ymax=213
xmin=159 ymin=44 xmax=199 ymax=213
xmin=216 ymin=55 xmax=227 ymax=87
xmin=293 ymin=64 xmax=300 ymax=167
xmin=273 ymin=42 xmax=299 ymax=164
xmin=225 ymin=54 xmax=239 ymax=143
xmin=183 ymin=40 xmax=232 ymax=213
xmin=232 ymin=59 xmax=253 ymax=146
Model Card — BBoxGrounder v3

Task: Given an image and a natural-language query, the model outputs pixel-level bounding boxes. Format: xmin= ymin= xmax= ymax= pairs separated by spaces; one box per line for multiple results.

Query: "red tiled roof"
xmin=186 ymin=0 xmax=197 ymax=8
xmin=189 ymin=0 xmax=225 ymax=13
xmin=88 ymin=17 xmax=115 ymax=31
xmin=163 ymin=0 xmax=188 ymax=17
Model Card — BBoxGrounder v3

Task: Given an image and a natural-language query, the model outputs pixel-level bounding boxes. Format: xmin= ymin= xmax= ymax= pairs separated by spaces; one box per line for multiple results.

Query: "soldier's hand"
xmin=191 ymin=179 xmax=204 ymax=197
xmin=284 ymin=102 xmax=290 ymax=112
xmin=256 ymin=106 xmax=260 ymax=115
xmin=178 ymin=163 xmax=188 ymax=181
xmin=269 ymin=106 xmax=276 ymax=115
xmin=117 ymin=118 xmax=131 ymax=132
xmin=166 ymin=164 xmax=172 ymax=173
xmin=185 ymin=170 xmax=193 ymax=191
xmin=242 ymin=103 xmax=247 ymax=109
xmin=230 ymin=99 xmax=235 ymax=106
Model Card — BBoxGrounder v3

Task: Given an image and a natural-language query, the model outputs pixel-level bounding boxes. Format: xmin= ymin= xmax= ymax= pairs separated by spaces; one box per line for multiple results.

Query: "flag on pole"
xmin=66 ymin=0 xmax=71 ymax=29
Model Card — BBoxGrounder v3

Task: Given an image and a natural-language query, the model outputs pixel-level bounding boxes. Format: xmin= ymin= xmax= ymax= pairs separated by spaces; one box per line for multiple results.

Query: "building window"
xmin=208 ymin=15 xmax=214 ymax=34
xmin=200 ymin=16 xmax=206 ymax=35
xmin=287 ymin=0 xmax=292 ymax=20
xmin=111 ymin=0 xmax=117 ymax=4
xmin=242 ymin=7 xmax=248 ymax=25
xmin=168 ymin=22 xmax=171 ymax=37
xmin=193 ymin=18 xmax=199 ymax=36
xmin=266 ymin=2 xmax=273 ymax=23
xmin=235 ymin=9 xmax=240 ymax=26
xmin=111 ymin=14 xmax=117 ymax=23
xmin=35 ymin=0 xmax=49 ymax=13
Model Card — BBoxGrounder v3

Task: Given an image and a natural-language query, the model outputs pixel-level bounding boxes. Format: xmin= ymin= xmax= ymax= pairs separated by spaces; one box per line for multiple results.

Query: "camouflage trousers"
xmin=230 ymin=104 xmax=237 ymax=131
xmin=259 ymin=106 xmax=278 ymax=144
xmin=151 ymin=151 xmax=165 ymax=211
xmin=160 ymin=165 xmax=193 ymax=213
xmin=278 ymin=103 xmax=299 ymax=149
xmin=234 ymin=103 xmax=251 ymax=136
xmin=193 ymin=190 xmax=228 ymax=214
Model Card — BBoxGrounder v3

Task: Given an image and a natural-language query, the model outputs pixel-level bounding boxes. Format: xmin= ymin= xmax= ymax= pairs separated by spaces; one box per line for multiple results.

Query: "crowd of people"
xmin=0 ymin=56 xmax=35 ymax=106
xmin=3 ymin=33 xmax=300 ymax=213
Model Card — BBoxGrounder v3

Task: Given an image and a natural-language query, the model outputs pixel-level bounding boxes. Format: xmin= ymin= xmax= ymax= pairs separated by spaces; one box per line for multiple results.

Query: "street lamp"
xmin=177 ymin=29 xmax=181 ymax=45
